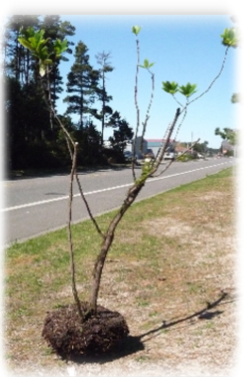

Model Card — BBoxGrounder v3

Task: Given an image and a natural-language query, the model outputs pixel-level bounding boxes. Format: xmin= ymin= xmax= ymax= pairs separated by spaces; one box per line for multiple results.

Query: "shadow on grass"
xmin=69 ymin=290 xmax=232 ymax=364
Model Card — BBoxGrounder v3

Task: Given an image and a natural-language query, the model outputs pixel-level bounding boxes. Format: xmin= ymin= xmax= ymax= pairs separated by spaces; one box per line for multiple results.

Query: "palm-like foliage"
xmin=178 ymin=82 xmax=197 ymax=97
xmin=162 ymin=81 xmax=179 ymax=95
xmin=18 ymin=27 xmax=67 ymax=76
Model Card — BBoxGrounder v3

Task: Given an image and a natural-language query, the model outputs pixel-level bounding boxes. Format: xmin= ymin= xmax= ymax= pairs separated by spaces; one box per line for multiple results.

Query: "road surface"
xmin=2 ymin=158 xmax=235 ymax=245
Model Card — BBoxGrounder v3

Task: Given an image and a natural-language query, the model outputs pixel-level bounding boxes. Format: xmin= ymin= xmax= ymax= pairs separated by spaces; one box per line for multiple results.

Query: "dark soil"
xmin=42 ymin=302 xmax=129 ymax=360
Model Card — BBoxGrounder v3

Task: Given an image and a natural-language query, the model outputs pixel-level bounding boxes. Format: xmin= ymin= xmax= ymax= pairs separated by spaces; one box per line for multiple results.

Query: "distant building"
xmin=132 ymin=136 xmax=148 ymax=156
xmin=146 ymin=139 xmax=176 ymax=157
xmin=123 ymin=137 xmax=177 ymax=158
xmin=124 ymin=141 xmax=132 ymax=152
xmin=175 ymin=143 xmax=190 ymax=155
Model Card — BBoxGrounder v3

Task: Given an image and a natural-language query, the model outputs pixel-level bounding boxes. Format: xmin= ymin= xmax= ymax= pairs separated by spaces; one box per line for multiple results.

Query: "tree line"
xmin=3 ymin=15 xmax=134 ymax=171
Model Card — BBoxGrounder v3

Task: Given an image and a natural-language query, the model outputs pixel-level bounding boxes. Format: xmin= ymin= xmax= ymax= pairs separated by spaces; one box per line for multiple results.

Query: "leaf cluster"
xmin=18 ymin=26 xmax=67 ymax=76
xmin=220 ymin=28 xmax=238 ymax=48
xmin=162 ymin=81 xmax=197 ymax=97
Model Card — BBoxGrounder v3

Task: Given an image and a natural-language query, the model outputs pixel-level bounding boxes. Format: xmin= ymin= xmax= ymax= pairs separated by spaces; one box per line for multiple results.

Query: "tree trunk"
xmin=89 ymin=182 xmax=144 ymax=312
xmin=101 ymin=74 xmax=105 ymax=146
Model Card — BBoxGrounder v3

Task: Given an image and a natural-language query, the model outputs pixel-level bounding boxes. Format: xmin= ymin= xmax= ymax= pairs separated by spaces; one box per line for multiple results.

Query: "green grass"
xmin=4 ymin=167 xmax=235 ymax=370
xmin=5 ymin=167 xmax=234 ymax=299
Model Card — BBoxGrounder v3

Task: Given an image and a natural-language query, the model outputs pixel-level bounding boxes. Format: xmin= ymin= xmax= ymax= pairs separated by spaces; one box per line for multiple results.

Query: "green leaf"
xmin=178 ymin=82 xmax=197 ymax=97
xmin=144 ymin=58 xmax=149 ymax=67
xmin=18 ymin=27 xmax=68 ymax=77
xmin=38 ymin=46 xmax=49 ymax=60
xmin=132 ymin=25 xmax=141 ymax=36
xmin=53 ymin=39 xmax=68 ymax=56
xmin=220 ymin=28 xmax=238 ymax=47
xmin=18 ymin=37 xmax=35 ymax=52
xmin=139 ymin=58 xmax=155 ymax=69
xmin=43 ymin=59 xmax=54 ymax=66
xmin=162 ymin=81 xmax=179 ymax=95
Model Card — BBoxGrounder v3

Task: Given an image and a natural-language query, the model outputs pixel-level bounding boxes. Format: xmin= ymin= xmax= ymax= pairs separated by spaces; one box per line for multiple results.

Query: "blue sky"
xmin=56 ymin=15 xmax=238 ymax=149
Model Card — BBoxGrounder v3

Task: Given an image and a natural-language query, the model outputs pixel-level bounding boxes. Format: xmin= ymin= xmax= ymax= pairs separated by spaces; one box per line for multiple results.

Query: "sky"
xmin=53 ymin=14 xmax=239 ymax=149
xmin=0 ymin=2 xmax=242 ymax=151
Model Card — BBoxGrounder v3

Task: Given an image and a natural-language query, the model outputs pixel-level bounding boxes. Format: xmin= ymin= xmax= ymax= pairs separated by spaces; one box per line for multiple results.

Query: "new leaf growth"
xmin=220 ymin=27 xmax=238 ymax=47
xmin=18 ymin=27 xmax=67 ymax=76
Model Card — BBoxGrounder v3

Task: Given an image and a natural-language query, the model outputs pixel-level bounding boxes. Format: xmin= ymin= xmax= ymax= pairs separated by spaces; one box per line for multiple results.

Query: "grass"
xmin=4 ymin=167 xmax=237 ymax=375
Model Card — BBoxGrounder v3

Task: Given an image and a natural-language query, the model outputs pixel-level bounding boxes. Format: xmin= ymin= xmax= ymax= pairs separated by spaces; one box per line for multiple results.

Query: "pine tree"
xmin=64 ymin=41 xmax=100 ymax=130
xmin=4 ymin=15 xmax=40 ymax=84
xmin=41 ymin=16 xmax=76 ymax=131
xmin=4 ymin=15 xmax=77 ymax=168
xmin=108 ymin=111 xmax=134 ymax=152
xmin=94 ymin=51 xmax=114 ymax=145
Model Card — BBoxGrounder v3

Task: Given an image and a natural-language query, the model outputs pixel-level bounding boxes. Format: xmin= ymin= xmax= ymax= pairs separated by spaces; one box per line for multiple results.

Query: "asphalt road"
xmin=2 ymin=158 xmax=235 ymax=246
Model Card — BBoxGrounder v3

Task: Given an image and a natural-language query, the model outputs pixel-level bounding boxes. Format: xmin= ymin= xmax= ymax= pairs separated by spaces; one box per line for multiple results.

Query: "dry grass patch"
xmin=4 ymin=168 xmax=238 ymax=376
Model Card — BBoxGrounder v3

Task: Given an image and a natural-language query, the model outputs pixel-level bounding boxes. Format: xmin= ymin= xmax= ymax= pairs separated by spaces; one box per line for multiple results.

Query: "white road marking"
xmin=1 ymin=161 xmax=230 ymax=213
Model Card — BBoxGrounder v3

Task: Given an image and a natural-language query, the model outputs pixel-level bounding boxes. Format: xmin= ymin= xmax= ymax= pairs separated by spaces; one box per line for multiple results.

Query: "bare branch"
xmin=152 ymin=138 xmax=200 ymax=178
xmin=90 ymin=180 xmax=145 ymax=312
xmin=188 ymin=46 xmax=230 ymax=105
xmin=172 ymin=93 xmax=184 ymax=108
xmin=75 ymin=173 xmax=105 ymax=239
xmin=141 ymin=69 xmax=155 ymax=145
xmin=153 ymin=108 xmax=181 ymax=172
xmin=174 ymin=102 xmax=188 ymax=141
xmin=131 ymin=38 xmax=140 ymax=182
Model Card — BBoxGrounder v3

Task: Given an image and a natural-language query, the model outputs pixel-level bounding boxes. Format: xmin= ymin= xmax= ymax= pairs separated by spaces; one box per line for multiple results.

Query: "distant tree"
xmin=41 ymin=16 xmax=75 ymax=130
xmin=231 ymin=93 xmax=240 ymax=103
xmin=193 ymin=141 xmax=209 ymax=154
xmin=108 ymin=111 xmax=134 ymax=153
xmin=4 ymin=15 xmax=40 ymax=83
xmin=41 ymin=16 xmax=75 ymax=104
xmin=215 ymin=127 xmax=236 ymax=145
xmin=64 ymin=41 xmax=100 ymax=130
xmin=71 ymin=121 xmax=102 ymax=165
xmin=4 ymin=75 xmax=51 ymax=169
xmin=94 ymin=51 xmax=114 ymax=145
xmin=4 ymin=15 xmax=77 ymax=171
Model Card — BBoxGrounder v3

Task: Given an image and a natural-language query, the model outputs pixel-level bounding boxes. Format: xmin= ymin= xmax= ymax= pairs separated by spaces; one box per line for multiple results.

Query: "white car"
xmin=197 ymin=153 xmax=204 ymax=158
xmin=164 ymin=152 xmax=175 ymax=160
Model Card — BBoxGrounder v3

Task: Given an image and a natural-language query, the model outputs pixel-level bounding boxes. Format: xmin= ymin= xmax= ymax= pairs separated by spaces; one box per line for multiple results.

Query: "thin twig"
xmin=75 ymin=173 xmax=105 ymax=239
xmin=131 ymin=38 xmax=140 ymax=182
xmin=174 ymin=101 xmax=188 ymax=141
xmin=67 ymin=142 xmax=83 ymax=320
xmin=153 ymin=108 xmax=181 ymax=172
xmin=172 ymin=93 xmax=183 ymax=108
xmin=188 ymin=46 xmax=230 ymax=105
xmin=151 ymin=138 xmax=200 ymax=178
xmin=141 ymin=69 xmax=155 ymax=146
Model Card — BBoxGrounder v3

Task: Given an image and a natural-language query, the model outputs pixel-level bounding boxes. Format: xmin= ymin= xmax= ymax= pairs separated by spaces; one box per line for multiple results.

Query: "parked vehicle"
xmin=197 ymin=153 xmax=204 ymax=159
xmin=164 ymin=152 xmax=175 ymax=160
xmin=123 ymin=151 xmax=133 ymax=161
xmin=146 ymin=148 xmax=155 ymax=159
